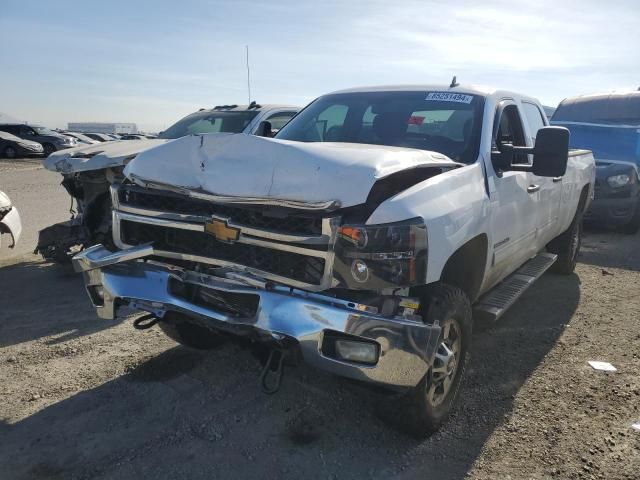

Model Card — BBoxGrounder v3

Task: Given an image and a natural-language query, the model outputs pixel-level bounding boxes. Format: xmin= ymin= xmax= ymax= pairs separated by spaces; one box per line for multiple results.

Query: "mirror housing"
xmin=255 ymin=121 xmax=273 ymax=138
xmin=530 ymin=126 xmax=569 ymax=177
xmin=495 ymin=126 xmax=570 ymax=178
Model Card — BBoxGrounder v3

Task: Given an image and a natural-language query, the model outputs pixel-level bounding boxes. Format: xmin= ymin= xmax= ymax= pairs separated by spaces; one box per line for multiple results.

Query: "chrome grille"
xmin=120 ymin=220 xmax=326 ymax=285
xmin=111 ymin=184 xmax=338 ymax=290
xmin=118 ymin=185 xmax=324 ymax=235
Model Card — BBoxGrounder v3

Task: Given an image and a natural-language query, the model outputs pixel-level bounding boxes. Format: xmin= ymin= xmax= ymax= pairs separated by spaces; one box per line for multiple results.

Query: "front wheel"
xmin=622 ymin=198 xmax=640 ymax=235
xmin=42 ymin=143 xmax=56 ymax=156
xmin=391 ymin=283 xmax=472 ymax=437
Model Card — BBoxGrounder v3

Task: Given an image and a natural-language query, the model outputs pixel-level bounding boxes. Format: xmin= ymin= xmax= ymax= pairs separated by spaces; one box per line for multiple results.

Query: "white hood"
xmin=124 ymin=133 xmax=459 ymax=208
xmin=43 ymin=139 xmax=169 ymax=173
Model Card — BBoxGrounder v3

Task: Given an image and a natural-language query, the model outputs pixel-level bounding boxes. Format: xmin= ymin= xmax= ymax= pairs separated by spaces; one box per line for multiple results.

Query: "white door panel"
xmin=487 ymin=170 xmax=538 ymax=286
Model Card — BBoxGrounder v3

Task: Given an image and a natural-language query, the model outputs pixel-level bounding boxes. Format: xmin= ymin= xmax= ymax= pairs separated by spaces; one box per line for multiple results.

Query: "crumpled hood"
xmin=124 ymin=133 xmax=459 ymax=208
xmin=43 ymin=138 xmax=169 ymax=173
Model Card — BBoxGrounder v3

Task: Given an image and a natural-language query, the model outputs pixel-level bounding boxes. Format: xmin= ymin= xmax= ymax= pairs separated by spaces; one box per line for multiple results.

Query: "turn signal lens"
xmin=338 ymin=226 xmax=368 ymax=248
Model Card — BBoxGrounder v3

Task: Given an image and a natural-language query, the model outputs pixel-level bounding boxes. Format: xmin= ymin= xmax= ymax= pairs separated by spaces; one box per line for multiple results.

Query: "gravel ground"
xmin=0 ymin=160 xmax=638 ymax=479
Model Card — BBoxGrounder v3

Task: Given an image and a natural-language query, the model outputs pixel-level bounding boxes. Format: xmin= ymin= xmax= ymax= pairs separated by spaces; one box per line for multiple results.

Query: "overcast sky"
xmin=1 ymin=0 xmax=638 ymax=132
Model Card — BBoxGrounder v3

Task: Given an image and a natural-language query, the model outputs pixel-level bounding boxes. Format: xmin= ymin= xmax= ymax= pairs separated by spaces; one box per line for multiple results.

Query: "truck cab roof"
xmin=328 ymin=84 xmax=542 ymax=105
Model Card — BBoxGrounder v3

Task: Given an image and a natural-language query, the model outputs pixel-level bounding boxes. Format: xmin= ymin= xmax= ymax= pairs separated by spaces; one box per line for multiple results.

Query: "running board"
xmin=473 ymin=252 xmax=557 ymax=323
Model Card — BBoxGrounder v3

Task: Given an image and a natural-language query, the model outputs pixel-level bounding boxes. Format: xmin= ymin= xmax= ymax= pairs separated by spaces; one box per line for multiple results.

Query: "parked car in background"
xmin=119 ymin=134 xmax=144 ymax=140
xmin=62 ymin=132 xmax=101 ymax=145
xmin=74 ymin=85 xmax=593 ymax=436
xmin=36 ymin=102 xmax=299 ymax=262
xmin=85 ymin=133 xmax=114 ymax=142
xmin=0 ymin=131 xmax=44 ymax=158
xmin=0 ymin=190 xmax=22 ymax=249
xmin=0 ymin=123 xmax=76 ymax=156
xmin=106 ymin=134 xmax=121 ymax=140
xmin=552 ymin=91 xmax=640 ymax=233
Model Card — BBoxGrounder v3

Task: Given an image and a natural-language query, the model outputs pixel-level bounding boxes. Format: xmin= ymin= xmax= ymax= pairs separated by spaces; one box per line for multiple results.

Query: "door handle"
xmin=552 ymin=176 xmax=563 ymax=183
xmin=527 ymin=184 xmax=541 ymax=193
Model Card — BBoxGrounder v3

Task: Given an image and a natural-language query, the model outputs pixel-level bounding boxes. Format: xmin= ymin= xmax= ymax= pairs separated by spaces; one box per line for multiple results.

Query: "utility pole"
xmin=246 ymin=45 xmax=251 ymax=105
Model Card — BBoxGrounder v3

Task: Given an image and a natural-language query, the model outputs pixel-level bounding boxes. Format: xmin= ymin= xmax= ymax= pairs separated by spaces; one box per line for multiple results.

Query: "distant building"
xmin=67 ymin=122 xmax=137 ymax=134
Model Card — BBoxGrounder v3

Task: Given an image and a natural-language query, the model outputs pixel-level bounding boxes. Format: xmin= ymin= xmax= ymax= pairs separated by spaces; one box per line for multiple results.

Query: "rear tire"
xmin=389 ymin=283 xmax=472 ymax=438
xmin=548 ymin=211 xmax=583 ymax=275
xmin=622 ymin=199 xmax=640 ymax=235
xmin=158 ymin=312 xmax=226 ymax=350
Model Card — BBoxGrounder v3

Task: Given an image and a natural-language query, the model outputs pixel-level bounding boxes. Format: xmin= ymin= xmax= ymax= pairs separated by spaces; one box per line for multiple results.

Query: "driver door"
xmin=486 ymin=101 xmax=539 ymax=286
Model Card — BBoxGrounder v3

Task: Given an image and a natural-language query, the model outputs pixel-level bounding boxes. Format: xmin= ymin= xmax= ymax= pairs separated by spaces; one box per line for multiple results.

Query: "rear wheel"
xmin=390 ymin=284 xmax=472 ymax=437
xmin=3 ymin=146 xmax=17 ymax=159
xmin=158 ymin=312 xmax=226 ymax=350
xmin=548 ymin=211 xmax=583 ymax=274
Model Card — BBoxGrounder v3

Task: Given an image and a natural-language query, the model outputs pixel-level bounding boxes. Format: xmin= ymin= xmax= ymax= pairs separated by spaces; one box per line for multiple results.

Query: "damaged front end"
xmin=35 ymin=169 xmax=117 ymax=262
xmin=72 ymin=182 xmax=442 ymax=388
xmin=36 ymin=139 xmax=166 ymax=263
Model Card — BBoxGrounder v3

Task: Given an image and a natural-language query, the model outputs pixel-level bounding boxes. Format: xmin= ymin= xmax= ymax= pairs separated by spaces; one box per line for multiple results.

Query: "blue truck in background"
xmin=552 ymin=91 xmax=640 ymax=233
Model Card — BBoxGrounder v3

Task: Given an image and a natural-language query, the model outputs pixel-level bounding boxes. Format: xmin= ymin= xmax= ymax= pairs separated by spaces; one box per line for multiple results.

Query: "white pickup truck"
xmin=73 ymin=84 xmax=595 ymax=436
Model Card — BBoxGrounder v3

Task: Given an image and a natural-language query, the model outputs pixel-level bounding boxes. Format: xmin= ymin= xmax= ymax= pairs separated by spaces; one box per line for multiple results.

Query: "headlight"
xmin=606 ymin=174 xmax=631 ymax=188
xmin=333 ymin=218 xmax=427 ymax=290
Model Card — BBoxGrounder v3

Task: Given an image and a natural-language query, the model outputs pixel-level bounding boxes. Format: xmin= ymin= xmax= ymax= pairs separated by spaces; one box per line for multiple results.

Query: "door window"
xmin=493 ymin=104 xmax=527 ymax=168
xmin=521 ymin=102 xmax=547 ymax=142
xmin=19 ymin=125 xmax=35 ymax=137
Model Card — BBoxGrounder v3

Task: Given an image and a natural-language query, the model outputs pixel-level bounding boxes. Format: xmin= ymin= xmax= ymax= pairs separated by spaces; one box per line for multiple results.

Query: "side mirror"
xmin=255 ymin=121 xmax=273 ymax=138
xmin=531 ymin=126 xmax=569 ymax=177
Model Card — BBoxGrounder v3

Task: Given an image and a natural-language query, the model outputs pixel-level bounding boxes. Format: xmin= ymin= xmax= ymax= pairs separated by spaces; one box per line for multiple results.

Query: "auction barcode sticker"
xmin=425 ymin=92 xmax=474 ymax=103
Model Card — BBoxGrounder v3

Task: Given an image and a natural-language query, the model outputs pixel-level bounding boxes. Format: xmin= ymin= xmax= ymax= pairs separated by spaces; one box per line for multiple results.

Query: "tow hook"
xmin=133 ymin=313 xmax=160 ymax=330
xmin=260 ymin=348 xmax=285 ymax=394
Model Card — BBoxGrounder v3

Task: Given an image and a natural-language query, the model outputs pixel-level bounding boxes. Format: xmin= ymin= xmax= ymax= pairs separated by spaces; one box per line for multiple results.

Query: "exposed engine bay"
xmin=35 ymin=167 xmax=123 ymax=262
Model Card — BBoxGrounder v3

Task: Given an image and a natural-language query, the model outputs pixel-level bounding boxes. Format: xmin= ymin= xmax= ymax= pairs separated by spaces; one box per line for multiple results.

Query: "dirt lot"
xmin=0 ymin=160 xmax=638 ymax=479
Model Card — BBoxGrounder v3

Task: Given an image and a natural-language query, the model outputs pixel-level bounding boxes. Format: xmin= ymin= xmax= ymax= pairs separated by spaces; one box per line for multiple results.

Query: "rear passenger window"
xmin=522 ymin=102 xmax=546 ymax=142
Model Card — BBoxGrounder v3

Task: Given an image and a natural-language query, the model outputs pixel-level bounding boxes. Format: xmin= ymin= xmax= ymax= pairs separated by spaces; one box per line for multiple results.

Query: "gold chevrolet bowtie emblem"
xmin=204 ymin=218 xmax=240 ymax=243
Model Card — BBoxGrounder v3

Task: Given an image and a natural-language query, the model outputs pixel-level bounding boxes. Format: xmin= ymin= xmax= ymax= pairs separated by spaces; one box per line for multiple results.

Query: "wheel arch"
xmin=436 ymin=233 xmax=489 ymax=303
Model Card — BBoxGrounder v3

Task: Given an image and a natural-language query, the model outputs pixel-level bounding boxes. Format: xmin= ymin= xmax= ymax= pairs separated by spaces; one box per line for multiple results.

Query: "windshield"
xmin=159 ymin=110 xmax=259 ymax=139
xmin=553 ymin=94 xmax=640 ymax=126
xmin=276 ymin=91 xmax=485 ymax=163
xmin=33 ymin=126 xmax=55 ymax=135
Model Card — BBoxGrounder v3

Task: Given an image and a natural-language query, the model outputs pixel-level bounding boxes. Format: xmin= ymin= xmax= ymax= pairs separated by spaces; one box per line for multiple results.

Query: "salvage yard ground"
xmin=0 ymin=159 xmax=638 ymax=479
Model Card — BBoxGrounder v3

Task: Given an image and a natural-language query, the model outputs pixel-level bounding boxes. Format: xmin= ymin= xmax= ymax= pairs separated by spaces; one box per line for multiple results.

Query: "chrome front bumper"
xmin=73 ymin=245 xmax=440 ymax=388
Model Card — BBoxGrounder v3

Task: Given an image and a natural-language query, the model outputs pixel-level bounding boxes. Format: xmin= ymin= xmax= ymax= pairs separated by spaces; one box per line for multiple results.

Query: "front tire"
xmin=622 ymin=198 xmax=640 ymax=235
xmin=392 ymin=284 xmax=472 ymax=437
xmin=43 ymin=143 xmax=56 ymax=156
xmin=548 ymin=211 xmax=583 ymax=274
xmin=158 ymin=312 xmax=226 ymax=350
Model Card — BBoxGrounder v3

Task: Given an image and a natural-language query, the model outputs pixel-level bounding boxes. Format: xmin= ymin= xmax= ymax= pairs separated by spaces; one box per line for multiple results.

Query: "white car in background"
xmin=0 ymin=190 xmax=22 ymax=249
xmin=62 ymin=132 xmax=101 ymax=145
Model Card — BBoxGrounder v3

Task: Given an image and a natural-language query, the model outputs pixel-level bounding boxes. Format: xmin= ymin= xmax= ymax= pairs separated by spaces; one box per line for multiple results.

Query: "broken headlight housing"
xmin=333 ymin=218 xmax=427 ymax=290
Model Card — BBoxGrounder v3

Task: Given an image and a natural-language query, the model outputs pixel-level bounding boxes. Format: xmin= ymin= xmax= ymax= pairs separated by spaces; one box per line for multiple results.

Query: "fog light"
xmin=335 ymin=340 xmax=379 ymax=365
xmin=351 ymin=259 xmax=369 ymax=283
